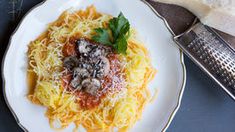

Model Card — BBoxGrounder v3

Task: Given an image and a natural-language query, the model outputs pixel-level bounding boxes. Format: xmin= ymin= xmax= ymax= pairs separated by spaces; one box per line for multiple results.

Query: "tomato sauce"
xmin=62 ymin=43 xmax=77 ymax=57
xmin=61 ymin=40 xmax=125 ymax=109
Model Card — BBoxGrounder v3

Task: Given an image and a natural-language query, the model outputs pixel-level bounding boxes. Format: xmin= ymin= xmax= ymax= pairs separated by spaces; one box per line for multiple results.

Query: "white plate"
xmin=2 ymin=0 xmax=186 ymax=131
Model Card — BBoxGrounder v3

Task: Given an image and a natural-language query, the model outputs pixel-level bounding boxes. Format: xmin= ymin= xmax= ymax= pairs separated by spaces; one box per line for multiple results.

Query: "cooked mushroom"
xmin=94 ymin=56 xmax=110 ymax=78
xmin=77 ymin=38 xmax=111 ymax=57
xmin=73 ymin=67 xmax=90 ymax=78
xmin=90 ymin=46 xmax=107 ymax=57
xmin=63 ymin=56 xmax=79 ymax=70
xmin=77 ymin=39 xmax=92 ymax=55
xmin=77 ymin=57 xmax=94 ymax=73
xmin=70 ymin=76 xmax=82 ymax=90
xmin=81 ymin=78 xmax=101 ymax=95
xmin=63 ymin=38 xmax=113 ymax=95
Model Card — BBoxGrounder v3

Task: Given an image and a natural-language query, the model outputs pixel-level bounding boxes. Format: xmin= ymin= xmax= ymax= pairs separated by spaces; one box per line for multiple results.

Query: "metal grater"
xmin=174 ymin=23 xmax=235 ymax=99
xmin=141 ymin=0 xmax=235 ymax=100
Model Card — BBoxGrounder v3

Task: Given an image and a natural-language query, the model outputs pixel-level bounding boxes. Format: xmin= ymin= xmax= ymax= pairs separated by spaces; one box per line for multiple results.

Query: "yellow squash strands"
xmin=27 ymin=6 xmax=157 ymax=132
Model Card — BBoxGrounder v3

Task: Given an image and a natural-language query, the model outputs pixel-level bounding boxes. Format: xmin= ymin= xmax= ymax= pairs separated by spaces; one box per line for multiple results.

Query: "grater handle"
xmin=174 ymin=23 xmax=235 ymax=100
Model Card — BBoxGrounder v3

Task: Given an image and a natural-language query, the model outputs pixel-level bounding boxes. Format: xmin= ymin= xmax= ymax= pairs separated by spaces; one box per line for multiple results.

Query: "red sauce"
xmin=99 ymin=54 xmax=125 ymax=94
xmin=61 ymin=40 xmax=125 ymax=109
xmin=62 ymin=43 xmax=77 ymax=57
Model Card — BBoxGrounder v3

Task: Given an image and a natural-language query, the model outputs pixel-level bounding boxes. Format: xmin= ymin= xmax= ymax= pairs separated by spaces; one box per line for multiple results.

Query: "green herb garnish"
xmin=92 ymin=13 xmax=130 ymax=54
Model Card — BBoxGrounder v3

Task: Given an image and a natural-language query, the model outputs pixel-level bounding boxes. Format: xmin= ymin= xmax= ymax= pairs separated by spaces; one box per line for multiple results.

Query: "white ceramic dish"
xmin=2 ymin=0 xmax=186 ymax=131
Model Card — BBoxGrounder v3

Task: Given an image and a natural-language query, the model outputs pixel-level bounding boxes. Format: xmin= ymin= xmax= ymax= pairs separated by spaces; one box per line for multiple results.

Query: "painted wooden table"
xmin=0 ymin=0 xmax=235 ymax=131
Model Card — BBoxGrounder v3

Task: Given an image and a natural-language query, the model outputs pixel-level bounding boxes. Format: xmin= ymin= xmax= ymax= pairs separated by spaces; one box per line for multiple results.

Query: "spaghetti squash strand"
xmin=27 ymin=6 xmax=157 ymax=132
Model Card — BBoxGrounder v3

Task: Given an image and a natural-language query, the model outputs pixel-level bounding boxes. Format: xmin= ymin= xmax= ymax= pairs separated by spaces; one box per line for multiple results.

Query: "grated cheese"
xmin=27 ymin=6 xmax=157 ymax=131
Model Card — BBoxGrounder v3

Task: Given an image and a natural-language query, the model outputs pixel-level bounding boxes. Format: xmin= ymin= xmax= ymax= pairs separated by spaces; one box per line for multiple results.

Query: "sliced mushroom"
xmin=90 ymin=47 xmax=106 ymax=57
xmin=70 ymin=76 xmax=82 ymax=90
xmin=77 ymin=38 xmax=111 ymax=57
xmin=77 ymin=57 xmax=94 ymax=73
xmin=73 ymin=67 xmax=91 ymax=78
xmin=100 ymin=56 xmax=110 ymax=76
xmin=63 ymin=56 xmax=79 ymax=70
xmin=94 ymin=56 xmax=110 ymax=78
xmin=77 ymin=39 xmax=92 ymax=55
xmin=81 ymin=78 xmax=101 ymax=95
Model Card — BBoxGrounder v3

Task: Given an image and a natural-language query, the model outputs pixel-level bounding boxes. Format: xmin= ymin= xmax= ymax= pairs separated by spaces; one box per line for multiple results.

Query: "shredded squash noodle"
xmin=27 ymin=6 xmax=157 ymax=132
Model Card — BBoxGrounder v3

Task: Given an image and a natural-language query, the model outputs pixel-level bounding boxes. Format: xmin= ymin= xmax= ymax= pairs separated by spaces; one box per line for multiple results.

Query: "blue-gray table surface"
xmin=0 ymin=0 xmax=235 ymax=132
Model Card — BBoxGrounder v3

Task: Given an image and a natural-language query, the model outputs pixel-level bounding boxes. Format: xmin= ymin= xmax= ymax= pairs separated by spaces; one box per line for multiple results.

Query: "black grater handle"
xmin=174 ymin=23 xmax=235 ymax=100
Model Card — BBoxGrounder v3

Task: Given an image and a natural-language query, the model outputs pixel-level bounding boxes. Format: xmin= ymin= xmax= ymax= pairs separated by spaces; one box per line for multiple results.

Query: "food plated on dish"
xmin=2 ymin=0 xmax=186 ymax=131
xmin=27 ymin=6 xmax=156 ymax=131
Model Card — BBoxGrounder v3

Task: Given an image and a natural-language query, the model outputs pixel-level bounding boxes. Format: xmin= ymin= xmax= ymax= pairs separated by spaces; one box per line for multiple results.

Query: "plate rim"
xmin=1 ymin=0 xmax=187 ymax=131
xmin=139 ymin=1 xmax=187 ymax=131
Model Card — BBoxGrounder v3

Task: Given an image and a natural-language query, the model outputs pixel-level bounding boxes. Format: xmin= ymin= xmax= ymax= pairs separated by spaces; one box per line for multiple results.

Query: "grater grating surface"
xmin=175 ymin=23 xmax=235 ymax=99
